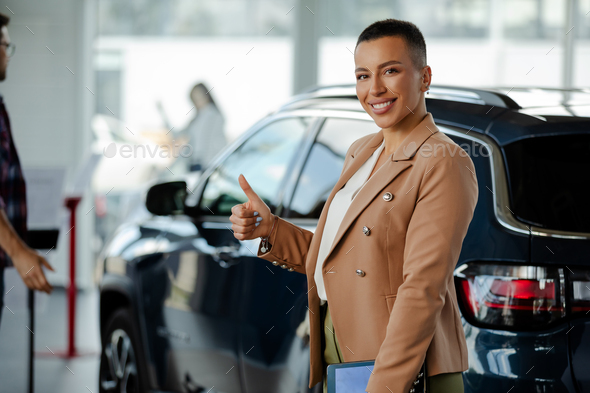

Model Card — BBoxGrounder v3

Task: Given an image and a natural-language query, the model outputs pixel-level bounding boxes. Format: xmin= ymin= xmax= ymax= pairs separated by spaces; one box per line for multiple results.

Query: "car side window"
xmin=288 ymin=117 xmax=379 ymax=219
xmin=199 ymin=117 xmax=311 ymax=216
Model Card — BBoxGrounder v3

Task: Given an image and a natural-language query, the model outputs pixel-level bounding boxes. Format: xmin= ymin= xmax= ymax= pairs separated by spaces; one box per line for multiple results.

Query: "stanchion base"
xmin=35 ymin=349 xmax=98 ymax=359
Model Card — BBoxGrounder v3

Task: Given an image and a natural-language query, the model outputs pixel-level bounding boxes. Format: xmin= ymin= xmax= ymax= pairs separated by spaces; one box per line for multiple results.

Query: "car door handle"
xmin=212 ymin=244 xmax=241 ymax=268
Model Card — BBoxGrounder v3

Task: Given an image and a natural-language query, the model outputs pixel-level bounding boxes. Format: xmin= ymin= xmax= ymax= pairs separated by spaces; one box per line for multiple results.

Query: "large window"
xmin=504 ymin=134 xmax=590 ymax=233
xmin=199 ymin=117 xmax=311 ymax=216
xmin=98 ymin=0 xmax=293 ymax=36
xmin=288 ymin=117 xmax=379 ymax=219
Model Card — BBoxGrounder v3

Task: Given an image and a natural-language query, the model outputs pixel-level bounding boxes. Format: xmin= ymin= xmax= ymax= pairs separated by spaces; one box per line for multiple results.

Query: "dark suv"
xmin=98 ymin=84 xmax=590 ymax=393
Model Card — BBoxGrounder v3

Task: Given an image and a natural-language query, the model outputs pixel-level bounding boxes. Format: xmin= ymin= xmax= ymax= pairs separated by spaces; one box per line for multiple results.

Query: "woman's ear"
xmin=421 ymin=66 xmax=432 ymax=93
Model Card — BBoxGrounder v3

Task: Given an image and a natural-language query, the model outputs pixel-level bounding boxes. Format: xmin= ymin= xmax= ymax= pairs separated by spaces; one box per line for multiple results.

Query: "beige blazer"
xmin=257 ymin=112 xmax=478 ymax=393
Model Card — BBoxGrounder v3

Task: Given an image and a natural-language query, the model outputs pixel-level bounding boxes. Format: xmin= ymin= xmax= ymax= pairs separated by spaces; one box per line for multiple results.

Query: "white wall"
xmin=96 ymin=37 xmax=293 ymax=143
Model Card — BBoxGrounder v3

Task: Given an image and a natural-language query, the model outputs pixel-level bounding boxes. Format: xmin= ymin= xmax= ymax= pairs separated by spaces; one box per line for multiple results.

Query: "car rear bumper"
xmin=462 ymin=319 xmax=579 ymax=393
xmin=569 ymin=319 xmax=590 ymax=393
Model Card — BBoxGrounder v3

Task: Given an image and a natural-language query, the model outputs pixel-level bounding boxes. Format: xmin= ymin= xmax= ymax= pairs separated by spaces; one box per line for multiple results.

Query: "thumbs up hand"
xmin=230 ymin=174 xmax=275 ymax=241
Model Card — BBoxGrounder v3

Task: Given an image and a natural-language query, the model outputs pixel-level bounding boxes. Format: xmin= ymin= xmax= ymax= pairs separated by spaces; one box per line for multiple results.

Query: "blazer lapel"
xmin=315 ymin=113 xmax=440 ymax=271
xmin=306 ymin=131 xmax=383 ymax=279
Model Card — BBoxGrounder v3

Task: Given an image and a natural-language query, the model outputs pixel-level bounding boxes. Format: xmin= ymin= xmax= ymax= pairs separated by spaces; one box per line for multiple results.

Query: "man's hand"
xmin=12 ymin=246 xmax=54 ymax=294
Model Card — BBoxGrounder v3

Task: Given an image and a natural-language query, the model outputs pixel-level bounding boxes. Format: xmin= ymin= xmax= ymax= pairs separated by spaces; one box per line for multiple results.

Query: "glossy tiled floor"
xmin=0 ymin=268 xmax=100 ymax=393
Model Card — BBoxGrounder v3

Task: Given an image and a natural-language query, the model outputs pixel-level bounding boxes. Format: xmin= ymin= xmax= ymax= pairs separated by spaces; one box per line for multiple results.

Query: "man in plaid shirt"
xmin=0 ymin=13 xmax=54 ymax=326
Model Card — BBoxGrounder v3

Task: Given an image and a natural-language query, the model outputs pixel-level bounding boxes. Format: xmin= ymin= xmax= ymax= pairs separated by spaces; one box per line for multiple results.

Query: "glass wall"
xmin=91 ymin=0 xmax=590 ymax=250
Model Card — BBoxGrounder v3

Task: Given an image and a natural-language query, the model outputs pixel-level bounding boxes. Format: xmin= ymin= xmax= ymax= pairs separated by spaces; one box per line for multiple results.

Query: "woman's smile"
xmin=369 ymin=97 xmax=397 ymax=114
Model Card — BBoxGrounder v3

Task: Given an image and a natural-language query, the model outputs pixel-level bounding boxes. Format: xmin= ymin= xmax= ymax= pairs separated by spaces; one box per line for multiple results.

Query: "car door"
xmin=192 ymin=115 xmax=314 ymax=393
xmin=143 ymin=115 xmax=312 ymax=393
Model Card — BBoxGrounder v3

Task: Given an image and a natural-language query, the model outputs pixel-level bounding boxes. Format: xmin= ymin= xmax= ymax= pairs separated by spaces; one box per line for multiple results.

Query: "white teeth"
xmin=372 ymin=100 xmax=393 ymax=109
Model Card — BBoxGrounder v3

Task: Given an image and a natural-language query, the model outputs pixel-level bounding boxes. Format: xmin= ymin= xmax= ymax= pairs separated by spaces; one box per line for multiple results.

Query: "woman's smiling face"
xmin=354 ymin=36 xmax=430 ymax=130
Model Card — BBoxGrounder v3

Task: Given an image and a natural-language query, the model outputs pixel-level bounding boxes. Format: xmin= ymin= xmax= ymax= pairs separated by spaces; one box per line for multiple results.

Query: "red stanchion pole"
xmin=35 ymin=197 xmax=95 ymax=359
xmin=64 ymin=196 xmax=81 ymax=357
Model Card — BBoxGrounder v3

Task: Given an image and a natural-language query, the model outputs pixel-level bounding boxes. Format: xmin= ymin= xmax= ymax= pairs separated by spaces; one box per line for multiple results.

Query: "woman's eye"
xmin=385 ymin=68 xmax=399 ymax=75
xmin=356 ymin=74 xmax=367 ymax=80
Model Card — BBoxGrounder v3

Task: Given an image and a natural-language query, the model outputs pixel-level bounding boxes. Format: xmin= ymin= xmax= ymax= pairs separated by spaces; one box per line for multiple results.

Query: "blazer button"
xmin=356 ymin=269 xmax=366 ymax=277
xmin=383 ymin=192 xmax=393 ymax=201
xmin=272 ymin=261 xmax=279 ymax=265
xmin=362 ymin=226 xmax=371 ymax=236
xmin=281 ymin=264 xmax=288 ymax=269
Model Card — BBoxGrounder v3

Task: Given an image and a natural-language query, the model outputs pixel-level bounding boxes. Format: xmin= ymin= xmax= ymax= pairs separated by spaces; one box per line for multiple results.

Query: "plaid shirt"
xmin=0 ymin=94 xmax=28 ymax=269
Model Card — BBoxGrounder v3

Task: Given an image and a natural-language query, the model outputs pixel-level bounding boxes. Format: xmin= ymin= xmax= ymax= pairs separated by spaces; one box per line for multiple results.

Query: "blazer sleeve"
xmin=256 ymin=139 xmax=361 ymax=275
xmin=256 ymin=216 xmax=313 ymax=274
xmin=365 ymin=151 xmax=479 ymax=393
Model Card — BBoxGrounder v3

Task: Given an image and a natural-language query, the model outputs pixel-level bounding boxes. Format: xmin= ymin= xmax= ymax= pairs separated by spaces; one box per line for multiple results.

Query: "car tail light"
xmin=455 ymin=263 xmax=566 ymax=329
xmin=569 ymin=269 xmax=590 ymax=315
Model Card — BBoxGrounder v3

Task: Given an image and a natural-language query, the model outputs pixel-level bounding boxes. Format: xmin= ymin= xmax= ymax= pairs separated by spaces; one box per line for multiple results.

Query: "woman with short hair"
xmin=231 ymin=18 xmax=477 ymax=393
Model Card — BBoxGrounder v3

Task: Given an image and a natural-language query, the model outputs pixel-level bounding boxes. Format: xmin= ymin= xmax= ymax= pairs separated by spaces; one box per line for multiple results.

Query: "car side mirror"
xmin=145 ymin=181 xmax=187 ymax=216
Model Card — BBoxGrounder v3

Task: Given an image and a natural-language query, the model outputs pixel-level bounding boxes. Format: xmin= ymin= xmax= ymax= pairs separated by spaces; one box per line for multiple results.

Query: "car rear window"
xmin=503 ymin=134 xmax=590 ymax=233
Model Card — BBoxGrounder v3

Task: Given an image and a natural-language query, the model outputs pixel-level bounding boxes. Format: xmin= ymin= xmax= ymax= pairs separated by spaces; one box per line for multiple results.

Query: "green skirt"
xmin=320 ymin=302 xmax=464 ymax=393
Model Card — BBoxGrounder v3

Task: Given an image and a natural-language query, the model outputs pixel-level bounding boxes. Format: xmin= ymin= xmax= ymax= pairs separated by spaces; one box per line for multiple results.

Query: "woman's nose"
xmin=369 ymin=76 xmax=387 ymax=96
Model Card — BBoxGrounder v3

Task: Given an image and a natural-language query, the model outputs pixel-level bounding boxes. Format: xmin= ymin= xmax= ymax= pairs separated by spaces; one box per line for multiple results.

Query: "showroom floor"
xmin=0 ymin=268 xmax=100 ymax=393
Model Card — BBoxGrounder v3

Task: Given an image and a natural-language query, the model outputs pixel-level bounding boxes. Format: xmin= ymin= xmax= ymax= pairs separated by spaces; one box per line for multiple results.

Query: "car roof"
xmin=276 ymin=84 xmax=590 ymax=146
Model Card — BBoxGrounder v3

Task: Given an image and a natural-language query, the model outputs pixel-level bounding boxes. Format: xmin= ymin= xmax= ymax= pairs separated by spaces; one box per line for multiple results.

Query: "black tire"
xmin=99 ymin=308 xmax=149 ymax=393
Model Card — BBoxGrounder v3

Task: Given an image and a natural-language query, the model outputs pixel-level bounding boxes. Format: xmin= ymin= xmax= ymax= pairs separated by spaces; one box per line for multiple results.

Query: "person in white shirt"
xmin=178 ymin=83 xmax=228 ymax=172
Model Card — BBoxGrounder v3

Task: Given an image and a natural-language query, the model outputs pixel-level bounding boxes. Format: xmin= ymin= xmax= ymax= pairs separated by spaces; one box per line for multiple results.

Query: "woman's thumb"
xmin=238 ymin=174 xmax=260 ymax=204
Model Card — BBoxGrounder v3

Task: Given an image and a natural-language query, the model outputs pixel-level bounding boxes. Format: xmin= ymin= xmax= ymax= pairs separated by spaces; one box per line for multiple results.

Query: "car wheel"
xmin=99 ymin=308 xmax=148 ymax=393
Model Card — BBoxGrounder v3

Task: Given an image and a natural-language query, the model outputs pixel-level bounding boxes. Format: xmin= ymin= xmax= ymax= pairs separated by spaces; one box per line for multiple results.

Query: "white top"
xmin=314 ymin=140 xmax=386 ymax=305
xmin=184 ymin=103 xmax=227 ymax=167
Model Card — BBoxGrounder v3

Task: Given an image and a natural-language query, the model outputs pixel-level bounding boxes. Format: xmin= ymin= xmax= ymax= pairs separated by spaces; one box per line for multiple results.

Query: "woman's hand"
xmin=230 ymin=174 xmax=275 ymax=241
